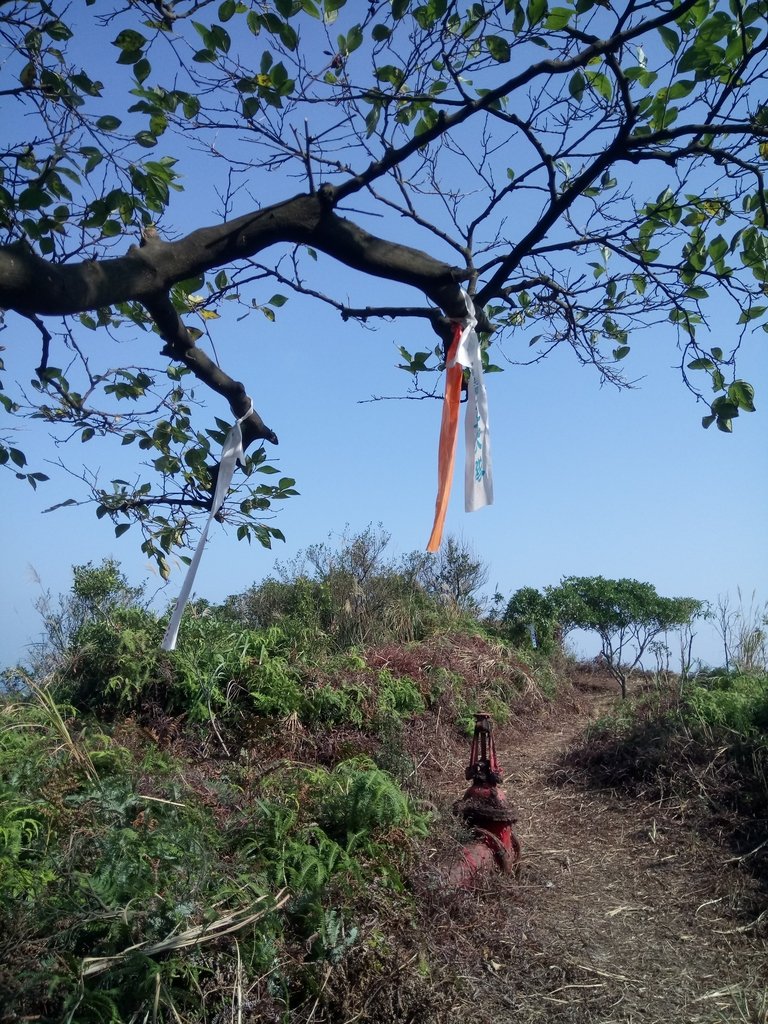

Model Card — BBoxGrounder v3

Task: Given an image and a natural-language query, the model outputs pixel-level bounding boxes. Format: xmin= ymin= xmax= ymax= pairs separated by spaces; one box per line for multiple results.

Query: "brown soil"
xmin=408 ymin=673 xmax=768 ymax=1024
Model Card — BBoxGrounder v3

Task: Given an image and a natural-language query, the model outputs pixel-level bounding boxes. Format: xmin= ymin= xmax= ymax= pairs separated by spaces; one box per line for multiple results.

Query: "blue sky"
xmin=1 ymin=3 xmax=767 ymax=671
xmin=3 ymin=277 xmax=765 ymax=669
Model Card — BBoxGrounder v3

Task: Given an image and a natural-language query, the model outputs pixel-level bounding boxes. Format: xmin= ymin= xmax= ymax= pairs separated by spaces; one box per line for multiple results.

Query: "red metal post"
xmin=450 ymin=712 xmax=520 ymax=884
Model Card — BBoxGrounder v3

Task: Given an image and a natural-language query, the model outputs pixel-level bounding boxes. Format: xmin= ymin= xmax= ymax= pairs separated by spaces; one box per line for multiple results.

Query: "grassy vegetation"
xmin=0 ymin=680 xmax=434 ymax=1021
xmin=0 ymin=549 xmax=565 ymax=1023
xmin=7 ymin=545 xmax=762 ymax=1022
xmin=561 ymin=669 xmax=768 ymax=881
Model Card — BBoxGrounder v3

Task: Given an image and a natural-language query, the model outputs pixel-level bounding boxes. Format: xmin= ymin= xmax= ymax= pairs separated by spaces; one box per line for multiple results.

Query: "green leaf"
xmin=486 ymin=36 xmax=511 ymax=62
xmin=708 ymin=235 xmax=727 ymax=262
xmin=96 ymin=115 xmax=122 ymax=131
xmin=586 ymin=70 xmax=612 ymax=101
xmin=44 ymin=19 xmax=73 ymax=41
xmin=115 ymin=523 xmax=131 ymax=537
xmin=687 ymin=358 xmax=714 ymax=371
xmin=346 ymin=24 xmax=364 ymax=52
xmin=135 ymin=131 xmax=157 ymax=148
xmin=527 ymin=0 xmax=548 ymax=28
xmin=613 ymin=346 xmax=630 ymax=360
xmin=545 ymin=6 xmax=572 ymax=29
xmin=728 ymin=380 xmax=756 ymax=412
xmin=372 ymin=23 xmax=391 ymax=41
xmin=737 ymin=305 xmax=766 ymax=323
xmin=667 ymin=78 xmax=695 ymax=99
xmin=243 ymin=97 xmax=260 ymax=119
xmin=134 ymin=58 xmax=151 ymax=83
xmin=268 ymin=294 xmax=288 ymax=306
xmin=568 ymin=71 xmax=585 ymax=102
xmin=113 ymin=29 xmax=147 ymax=51
xmin=658 ymin=25 xmax=680 ymax=53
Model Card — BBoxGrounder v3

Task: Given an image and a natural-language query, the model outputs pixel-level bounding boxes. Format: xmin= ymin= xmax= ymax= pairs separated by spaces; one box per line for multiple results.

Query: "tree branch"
xmin=142 ymin=290 xmax=278 ymax=450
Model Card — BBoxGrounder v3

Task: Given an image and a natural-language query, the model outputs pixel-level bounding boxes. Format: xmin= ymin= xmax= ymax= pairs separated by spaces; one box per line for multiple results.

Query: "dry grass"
xmin=290 ymin=672 xmax=768 ymax=1024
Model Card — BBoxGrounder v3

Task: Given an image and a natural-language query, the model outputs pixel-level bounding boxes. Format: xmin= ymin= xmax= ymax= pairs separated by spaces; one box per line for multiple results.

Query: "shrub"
xmin=376 ymin=670 xmax=425 ymax=719
xmin=687 ymin=672 xmax=768 ymax=735
xmin=313 ymin=758 xmax=428 ymax=845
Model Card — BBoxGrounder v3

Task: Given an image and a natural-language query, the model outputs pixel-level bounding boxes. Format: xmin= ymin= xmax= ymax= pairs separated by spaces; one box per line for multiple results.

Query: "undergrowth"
xmin=0 ymin=557 xmax=569 ymax=1022
xmin=560 ymin=671 xmax=768 ymax=881
xmin=0 ymin=690 xmax=431 ymax=1022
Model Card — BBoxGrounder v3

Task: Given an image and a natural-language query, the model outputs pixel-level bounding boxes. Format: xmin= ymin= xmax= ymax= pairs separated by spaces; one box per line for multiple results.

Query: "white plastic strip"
xmin=451 ymin=292 xmax=494 ymax=512
xmin=161 ymin=405 xmax=252 ymax=651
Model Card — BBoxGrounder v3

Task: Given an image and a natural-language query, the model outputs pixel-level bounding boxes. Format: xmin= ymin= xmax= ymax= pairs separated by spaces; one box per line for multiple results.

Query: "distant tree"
xmin=414 ymin=535 xmax=489 ymax=612
xmin=0 ymin=0 xmax=765 ymax=571
xmin=502 ymin=586 xmax=561 ymax=654
xmin=29 ymin=558 xmax=145 ymax=673
xmin=548 ymin=575 xmax=702 ymax=697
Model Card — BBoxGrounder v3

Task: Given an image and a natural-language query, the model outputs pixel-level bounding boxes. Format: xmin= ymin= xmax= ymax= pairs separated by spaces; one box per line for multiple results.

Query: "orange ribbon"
xmin=426 ymin=324 xmax=463 ymax=552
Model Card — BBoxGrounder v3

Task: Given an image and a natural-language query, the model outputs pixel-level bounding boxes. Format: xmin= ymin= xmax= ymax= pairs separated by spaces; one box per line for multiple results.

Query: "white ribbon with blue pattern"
xmin=161 ymin=405 xmax=252 ymax=651
xmin=452 ymin=292 xmax=493 ymax=512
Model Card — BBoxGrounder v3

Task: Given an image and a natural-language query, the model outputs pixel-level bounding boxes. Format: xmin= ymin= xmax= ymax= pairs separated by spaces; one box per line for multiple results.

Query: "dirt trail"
xmin=427 ymin=680 xmax=767 ymax=1024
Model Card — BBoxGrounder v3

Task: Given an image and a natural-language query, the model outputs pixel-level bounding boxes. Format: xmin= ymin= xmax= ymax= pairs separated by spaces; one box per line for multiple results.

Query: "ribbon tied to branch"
xmin=427 ymin=292 xmax=493 ymax=552
xmin=161 ymin=405 xmax=253 ymax=651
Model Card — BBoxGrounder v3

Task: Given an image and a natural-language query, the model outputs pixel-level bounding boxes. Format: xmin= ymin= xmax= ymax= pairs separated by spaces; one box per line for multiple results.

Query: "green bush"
xmin=0 ymin=692 xmax=429 ymax=1022
xmin=376 ymin=670 xmax=425 ymax=718
xmin=65 ymin=606 xmax=163 ymax=710
xmin=687 ymin=672 xmax=768 ymax=735
xmin=313 ymin=758 xmax=428 ymax=845
xmin=301 ymin=683 xmax=367 ymax=727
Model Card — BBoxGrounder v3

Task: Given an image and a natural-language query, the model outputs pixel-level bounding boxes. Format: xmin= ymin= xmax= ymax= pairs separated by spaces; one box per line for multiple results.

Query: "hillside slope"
xmin=2 ymin=645 xmax=766 ymax=1023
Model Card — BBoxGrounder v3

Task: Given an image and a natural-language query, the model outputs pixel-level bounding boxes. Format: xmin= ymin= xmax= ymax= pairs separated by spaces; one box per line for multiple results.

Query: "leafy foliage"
xmin=0 ymin=552 xmax=577 ymax=1021
xmin=687 ymin=671 xmax=768 ymax=735
xmin=1 ymin=0 xmax=767 ymax=559
xmin=220 ymin=524 xmax=461 ymax=650
xmin=549 ymin=576 xmax=702 ymax=697
xmin=0 ymin=687 xmax=429 ymax=1021
xmin=564 ymin=670 xmax=768 ymax=883
xmin=502 ymin=586 xmax=561 ymax=654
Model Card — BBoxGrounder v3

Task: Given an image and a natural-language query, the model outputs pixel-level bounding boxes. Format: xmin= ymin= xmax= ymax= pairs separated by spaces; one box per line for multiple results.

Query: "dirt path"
xmin=425 ymin=682 xmax=767 ymax=1024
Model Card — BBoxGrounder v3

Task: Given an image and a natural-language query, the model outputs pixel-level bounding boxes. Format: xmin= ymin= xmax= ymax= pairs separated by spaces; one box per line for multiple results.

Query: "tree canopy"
xmin=1 ymin=0 xmax=767 ymax=569
xmin=551 ymin=574 xmax=702 ymax=694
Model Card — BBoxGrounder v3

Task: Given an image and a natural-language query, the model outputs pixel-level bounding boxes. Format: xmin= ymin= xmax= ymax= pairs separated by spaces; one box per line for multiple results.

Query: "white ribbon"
xmin=161 ymin=405 xmax=252 ymax=651
xmin=450 ymin=291 xmax=494 ymax=512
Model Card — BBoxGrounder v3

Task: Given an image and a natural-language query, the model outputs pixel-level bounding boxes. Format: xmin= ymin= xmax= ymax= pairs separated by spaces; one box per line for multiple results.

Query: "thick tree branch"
xmin=142 ymin=290 xmax=278 ymax=450
xmin=0 ymin=193 xmax=470 ymax=320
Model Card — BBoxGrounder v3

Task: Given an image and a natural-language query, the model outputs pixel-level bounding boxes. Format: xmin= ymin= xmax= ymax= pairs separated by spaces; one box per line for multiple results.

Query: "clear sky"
xmin=1 ymin=3 xmax=766 ymax=672
xmin=3 ymin=276 xmax=765 ymax=669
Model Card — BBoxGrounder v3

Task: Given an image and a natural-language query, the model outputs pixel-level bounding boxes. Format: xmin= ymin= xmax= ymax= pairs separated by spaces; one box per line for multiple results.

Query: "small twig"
xmin=208 ymin=696 xmax=231 ymax=757
xmin=82 ymin=891 xmax=289 ymax=977
xmin=723 ymin=837 xmax=768 ymax=864
xmin=25 ymin=312 xmax=53 ymax=377
xmin=550 ymin=983 xmax=606 ymax=994
xmin=714 ymin=908 xmax=768 ymax=935
xmin=136 ymin=794 xmax=187 ymax=808
xmin=304 ymin=119 xmax=315 ymax=193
